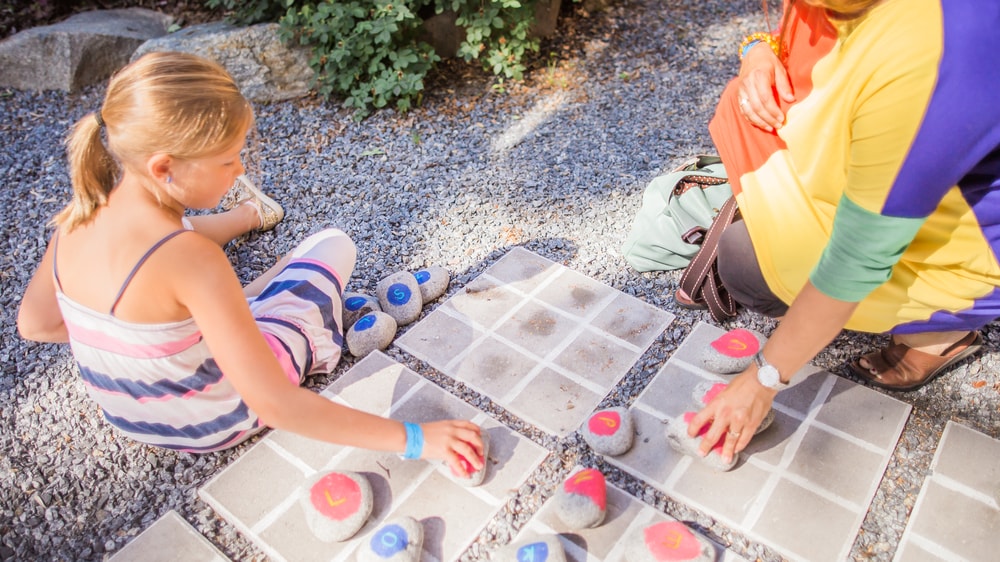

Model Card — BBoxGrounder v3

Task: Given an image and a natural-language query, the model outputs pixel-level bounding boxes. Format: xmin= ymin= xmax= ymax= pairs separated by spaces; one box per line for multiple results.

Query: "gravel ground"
xmin=3 ymin=0 xmax=999 ymax=560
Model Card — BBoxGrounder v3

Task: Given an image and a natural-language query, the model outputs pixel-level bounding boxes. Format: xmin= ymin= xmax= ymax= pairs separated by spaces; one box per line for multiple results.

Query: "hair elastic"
xmin=402 ymin=422 xmax=424 ymax=460
xmin=94 ymin=110 xmax=105 ymax=128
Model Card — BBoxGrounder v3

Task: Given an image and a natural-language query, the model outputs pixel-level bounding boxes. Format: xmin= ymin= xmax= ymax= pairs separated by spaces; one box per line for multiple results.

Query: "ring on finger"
xmin=727 ymin=430 xmax=741 ymax=438
xmin=738 ymin=95 xmax=749 ymax=109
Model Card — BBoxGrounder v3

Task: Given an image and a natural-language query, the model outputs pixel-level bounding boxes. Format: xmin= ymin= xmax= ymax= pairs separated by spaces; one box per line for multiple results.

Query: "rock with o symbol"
xmin=346 ymin=311 xmax=397 ymax=357
xmin=624 ymin=520 xmax=717 ymax=562
xmin=554 ymin=468 xmax=607 ymax=529
xmin=357 ymin=516 xmax=423 ymax=562
xmin=299 ymin=470 xmax=373 ymax=542
xmin=377 ymin=272 xmax=423 ymax=326
xmin=691 ymin=380 xmax=775 ymax=435
xmin=439 ymin=427 xmax=490 ymax=487
xmin=413 ymin=265 xmax=450 ymax=303
xmin=700 ymin=328 xmax=766 ymax=374
xmin=494 ymin=534 xmax=566 ymax=562
xmin=581 ymin=407 xmax=634 ymax=456
xmin=342 ymin=292 xmax=382 ymax=330
xmin=665 ymin=412 xmax=737 ymax=472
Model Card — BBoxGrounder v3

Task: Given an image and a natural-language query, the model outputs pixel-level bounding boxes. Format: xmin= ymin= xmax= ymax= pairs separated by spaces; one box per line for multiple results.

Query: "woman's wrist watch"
xmin=754 ymin=351 xmax=789 ymax=390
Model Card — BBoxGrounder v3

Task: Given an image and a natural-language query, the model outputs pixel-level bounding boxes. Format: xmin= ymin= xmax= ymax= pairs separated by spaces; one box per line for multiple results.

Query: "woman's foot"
xmin=850 ymin=331 xmax=983 ymax=391
xmin=221 ymin=174 xmax=284 ymax=231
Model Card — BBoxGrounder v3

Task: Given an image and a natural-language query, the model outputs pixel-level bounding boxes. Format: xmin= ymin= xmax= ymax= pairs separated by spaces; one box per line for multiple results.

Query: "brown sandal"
xmin=849 ymin=331 xmax=984 ymax=391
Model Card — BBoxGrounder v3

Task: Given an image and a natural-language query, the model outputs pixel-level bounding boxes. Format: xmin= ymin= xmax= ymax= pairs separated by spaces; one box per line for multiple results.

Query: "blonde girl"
xmin=17 ymin=52 xmax=483 ymax=474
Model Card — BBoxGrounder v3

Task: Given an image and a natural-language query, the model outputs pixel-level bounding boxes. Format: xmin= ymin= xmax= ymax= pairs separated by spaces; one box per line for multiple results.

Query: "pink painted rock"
xmin=700 ymin=328 xmax=766 ymax=374
xmin=357 ymin=516 xmax=423 ymax=562
xmin=554 ymin=468 xmax=607 ymax=529
xmin=690 ymin=380 xmax=775 ymax=435
xmin=299 ymin=470 xmax=372 ymax=542
xmin=494 ymin=534 xmax=567 ymax=562
xmin=438 ymin=427 xmax=489 ymax=487
xmin=581 ymin=407 xmax=635 ymax=456
xmin=665 ymin=412 xmax=736 ymax=472
xmin=624 ymin=520 xmax=717 ymax=562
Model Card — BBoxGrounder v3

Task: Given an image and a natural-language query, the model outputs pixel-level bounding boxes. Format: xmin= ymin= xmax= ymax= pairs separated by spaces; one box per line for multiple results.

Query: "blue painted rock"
xmin=343 ymin=292 xmax=382 ymax=330
xmin=624 ymin=520 xmax=717 ymax=562
xmin=357 ymin=516 xmax=423 ymax=562
xmin=581 ymin=407 xmax=634 ymax=456
xmin=699 ymin=328 xmax=767 ymax=374
xmin=299 ymin=470 xmax=372 ymax=542
xmin=439 ymin=427 xmax=490 ymax=487
xmin=413 ymin=265 xmax=450 ymax=303
xmin=494 ymin=534 xmax=566 ymax=562
xmin=376 ymin=272 xmax=423 ymax=326
xmin=554 ymin=468 xmax=606 ymax=529
xmin=690 ymin=380 xmax=775 ymax=435
xmin=346 ymin=311 xmax=397 ymax=357
xmin=665 ymin=412 xmax=737 ymax=472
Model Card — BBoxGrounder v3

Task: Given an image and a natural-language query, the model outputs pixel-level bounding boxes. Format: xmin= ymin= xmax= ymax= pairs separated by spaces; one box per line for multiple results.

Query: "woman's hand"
xmin=420 ymin=420 xmax=485 ymax=478
xmin=687 ymin=370 xmax=777 ymax=464
xmin=737 ymin=43 xmax=795 ymax=132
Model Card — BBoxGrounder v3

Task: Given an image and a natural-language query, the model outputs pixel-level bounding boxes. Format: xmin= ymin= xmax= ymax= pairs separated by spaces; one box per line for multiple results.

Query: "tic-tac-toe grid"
xmin=199 ymin=352 xmax=548 ymax=562
xmin=895 ymin=421 xmax=1000 ymax=561
xmin=396 ymin=247 xmax=674 ymax=437
xmin=605 ymin=322 xmax=911 ymax=561
xmin=508 ymin=472 xmax=744 ymax=562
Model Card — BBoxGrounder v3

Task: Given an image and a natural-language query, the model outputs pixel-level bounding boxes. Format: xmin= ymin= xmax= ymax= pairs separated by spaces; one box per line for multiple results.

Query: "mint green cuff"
xmin=809 ymin=195 xmax=925 ymax=302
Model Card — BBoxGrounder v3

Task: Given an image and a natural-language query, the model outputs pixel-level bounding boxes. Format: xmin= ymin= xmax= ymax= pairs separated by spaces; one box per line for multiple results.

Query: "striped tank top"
xmin=54 ymin=230 xmax=261 ymax=452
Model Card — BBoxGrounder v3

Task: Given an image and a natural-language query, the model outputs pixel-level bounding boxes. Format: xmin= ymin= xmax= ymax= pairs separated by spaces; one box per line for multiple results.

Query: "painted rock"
xmin=624 ymin=520 xmax=717 ymax=562
xmin=494 ymin=534 xmax=567 ymax=562
xmin=439 ymin=427 xmax=490 ymax=487
xmin=581 ymin=407 xmax=635 ymax=456
xmin=299 ymin=470 xmax=372 ymax=542
xmin=357 ymin=516 xmax=423 ymax=562
xmin=376 ymin=271 xmax=423 ymax=326
xmin=665 ymin=413 xmax=737 ymax=472
xmin=690 ymin=380 xmax=775 ymax=435
xmin=346 ymin=311 xmax=397 ymax=357
xmin=413 ymin=265 xmax=450 ymax=303
xmin=554 ymin=468 xmax=607 ymax=529
xmin=342 ymin=292 xmax=382 ymax=330
xmin=699 ymin=328 xmax=766 ymax=374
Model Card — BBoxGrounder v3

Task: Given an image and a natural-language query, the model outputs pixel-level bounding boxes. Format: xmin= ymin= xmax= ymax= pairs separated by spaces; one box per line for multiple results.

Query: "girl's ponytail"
xmin=54 ymin=112 xmax=118 ymax=229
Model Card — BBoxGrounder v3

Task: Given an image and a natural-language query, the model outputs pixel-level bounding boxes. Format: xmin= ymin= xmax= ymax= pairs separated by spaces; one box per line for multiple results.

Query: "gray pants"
xmin=717 ymin=219 xmax=789 ymax=318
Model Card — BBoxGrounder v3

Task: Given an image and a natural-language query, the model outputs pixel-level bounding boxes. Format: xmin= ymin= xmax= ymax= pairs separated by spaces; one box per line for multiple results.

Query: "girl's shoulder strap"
xmin=109 ymin=229 xmax=190 ymax=315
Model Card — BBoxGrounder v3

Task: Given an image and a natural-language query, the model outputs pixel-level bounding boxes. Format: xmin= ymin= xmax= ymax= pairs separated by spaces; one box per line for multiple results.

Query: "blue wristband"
xmin=740 ymin=39 xmax=762 ymax=60
xmin=402 ymin=422 xmax=424 ymax=460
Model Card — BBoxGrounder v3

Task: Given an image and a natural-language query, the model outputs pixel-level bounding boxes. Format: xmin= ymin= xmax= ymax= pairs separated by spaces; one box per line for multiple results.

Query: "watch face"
xmin=759 ymin=365 xmax=781 ymax=388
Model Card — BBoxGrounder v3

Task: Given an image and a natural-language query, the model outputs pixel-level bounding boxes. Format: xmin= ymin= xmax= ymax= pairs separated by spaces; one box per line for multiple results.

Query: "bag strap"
xmin=677 ymin=196 xmax=741 ymax=323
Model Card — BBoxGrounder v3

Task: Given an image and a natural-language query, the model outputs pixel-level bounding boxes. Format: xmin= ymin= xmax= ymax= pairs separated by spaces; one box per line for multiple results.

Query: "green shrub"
xmin=206 ymin=0 xmax=554 ymax=118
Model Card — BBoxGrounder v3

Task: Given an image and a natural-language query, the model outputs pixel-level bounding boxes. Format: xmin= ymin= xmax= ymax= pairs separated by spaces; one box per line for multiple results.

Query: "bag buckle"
xmin=681 ymin=227 xmax=706 ymax=245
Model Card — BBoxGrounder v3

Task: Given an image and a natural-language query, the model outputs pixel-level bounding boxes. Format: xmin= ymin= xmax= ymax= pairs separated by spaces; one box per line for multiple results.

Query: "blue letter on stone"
xmin=387 ymin=283 xmax=412 ymax=306
xmin=371 ymin=524 xmax=408 ymax=557
xmin=517 ymin=542 xmax=549 ymax=562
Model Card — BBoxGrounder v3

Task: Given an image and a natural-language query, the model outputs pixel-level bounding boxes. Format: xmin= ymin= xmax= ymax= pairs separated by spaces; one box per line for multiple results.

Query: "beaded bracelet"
xmin=739 ymin=32 xmax=781 ymax=60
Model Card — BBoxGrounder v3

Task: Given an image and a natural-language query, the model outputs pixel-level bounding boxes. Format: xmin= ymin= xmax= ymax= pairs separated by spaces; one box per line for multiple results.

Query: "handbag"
xmin=621 ymin=155 xmax=734 ymax=272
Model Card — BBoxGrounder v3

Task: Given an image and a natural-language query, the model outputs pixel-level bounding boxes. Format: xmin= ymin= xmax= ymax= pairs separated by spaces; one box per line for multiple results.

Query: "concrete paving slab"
xmin=199 ymin=352 xmax=547 ymax=562
xmin=397 ymin=247 xmax=674 ymax=436
xmin=894 ymin=421 xmax=1000 ymax=561
xmin=506 ymin=471 xmax=745 ymax=561
xmin=605 ymin=321 xmax=911 ymax=562
xmin=108 ymin=510 xmax=230 ymax=562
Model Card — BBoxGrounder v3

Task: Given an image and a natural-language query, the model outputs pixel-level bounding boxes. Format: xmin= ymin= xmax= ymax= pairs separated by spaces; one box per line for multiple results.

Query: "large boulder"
xmin=131 ymin=21 xmax=314 ymax=102
xmin=0 ymin=8 xmax=172 ymax=92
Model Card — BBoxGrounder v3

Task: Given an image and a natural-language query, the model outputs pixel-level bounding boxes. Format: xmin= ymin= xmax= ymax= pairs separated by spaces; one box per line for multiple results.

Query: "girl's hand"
xmin=420 ymin=420 xmax=485 ymax=477
xmin=737 ymin=43 xmax=795 ymax=132
xmin=687 ymin=370 xmax=777 ymax=464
